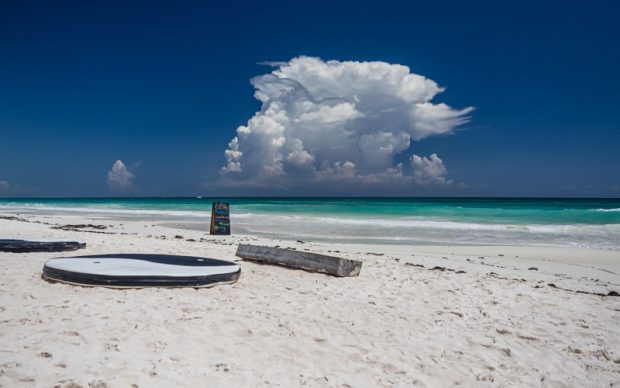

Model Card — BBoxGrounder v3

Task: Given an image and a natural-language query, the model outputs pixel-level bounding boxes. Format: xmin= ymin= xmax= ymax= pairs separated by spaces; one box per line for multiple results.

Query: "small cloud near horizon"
xmin=411 ymin=153 xmax=452 ymax=186
xmin=0 ymin=179 xmax=31 ymax=195
xmin=107 ymin=160 xmax=134 ymax=190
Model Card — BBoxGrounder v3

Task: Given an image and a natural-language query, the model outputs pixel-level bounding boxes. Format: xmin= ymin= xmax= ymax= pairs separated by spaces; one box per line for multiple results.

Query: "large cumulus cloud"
xmin=222 ymin=56 xmax=472 ymax=189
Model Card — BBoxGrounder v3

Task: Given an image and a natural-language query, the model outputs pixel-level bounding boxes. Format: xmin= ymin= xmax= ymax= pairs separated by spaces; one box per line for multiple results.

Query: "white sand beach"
xmin=1 ymin=213 xmax=619 ymax=387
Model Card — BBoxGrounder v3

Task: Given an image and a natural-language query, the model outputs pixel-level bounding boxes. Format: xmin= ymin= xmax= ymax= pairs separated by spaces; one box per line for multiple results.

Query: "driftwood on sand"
xmin=235 ymin=244 xmax=362 ymax=277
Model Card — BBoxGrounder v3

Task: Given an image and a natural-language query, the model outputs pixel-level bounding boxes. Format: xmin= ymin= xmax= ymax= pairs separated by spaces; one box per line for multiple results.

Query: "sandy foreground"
xmin=0 ymin=213 xmax=619 ymax=387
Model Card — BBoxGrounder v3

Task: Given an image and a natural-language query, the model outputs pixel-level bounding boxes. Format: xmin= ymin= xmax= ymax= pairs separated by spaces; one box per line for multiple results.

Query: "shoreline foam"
xmin=3 ymin=204 xmax=620 ymax=250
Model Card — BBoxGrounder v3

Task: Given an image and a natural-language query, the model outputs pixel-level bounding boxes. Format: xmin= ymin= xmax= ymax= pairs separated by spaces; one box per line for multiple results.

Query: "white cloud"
xmin=107 ymin=160 xmax=134 ymax=190
xmin=411 ymin=153 xmax=452 ymax=185
xmin=314 ymin=161 xmax=358 ymax=183
xmin=0 ymin=180 xmax=31 ymax=195
xmin=222 ymin=56 xmax=472 ymax=189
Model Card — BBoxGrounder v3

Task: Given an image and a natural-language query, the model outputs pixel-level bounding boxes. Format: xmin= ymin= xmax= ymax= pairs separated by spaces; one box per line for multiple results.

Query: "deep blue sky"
xmin=1 ymin=0 xmax=618 ymax=197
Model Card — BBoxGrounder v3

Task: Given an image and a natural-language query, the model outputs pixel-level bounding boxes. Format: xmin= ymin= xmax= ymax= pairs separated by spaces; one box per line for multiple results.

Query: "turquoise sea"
xmin=1 ymin=197 xmax=619 ymax=250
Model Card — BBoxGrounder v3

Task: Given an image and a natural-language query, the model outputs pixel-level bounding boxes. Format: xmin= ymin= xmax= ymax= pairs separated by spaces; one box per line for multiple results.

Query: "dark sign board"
xmin=210 ymin=202 xmax=230 ymax=235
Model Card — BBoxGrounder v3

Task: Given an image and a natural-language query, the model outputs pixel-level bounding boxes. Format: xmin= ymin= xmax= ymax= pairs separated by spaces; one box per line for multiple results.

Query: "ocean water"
xmin=1 ymin=197 xmax=619 ymax=250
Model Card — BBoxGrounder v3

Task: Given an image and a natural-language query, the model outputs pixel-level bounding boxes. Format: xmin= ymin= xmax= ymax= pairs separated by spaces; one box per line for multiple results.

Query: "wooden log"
xmin=235 ymin=244 xmax=362 ymax=277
